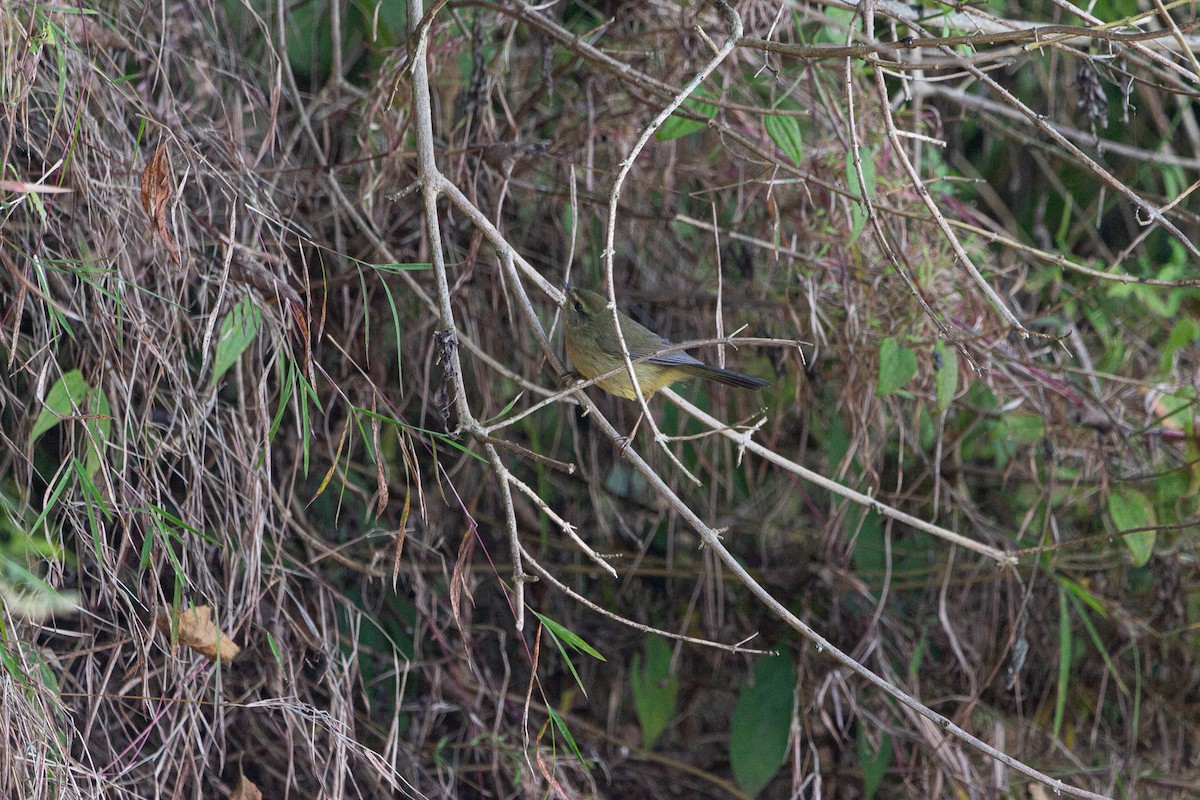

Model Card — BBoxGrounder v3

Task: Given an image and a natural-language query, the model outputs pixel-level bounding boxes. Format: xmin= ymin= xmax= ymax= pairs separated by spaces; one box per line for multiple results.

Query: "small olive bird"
xmin=562 ymin=286 xmax=770 ymax=399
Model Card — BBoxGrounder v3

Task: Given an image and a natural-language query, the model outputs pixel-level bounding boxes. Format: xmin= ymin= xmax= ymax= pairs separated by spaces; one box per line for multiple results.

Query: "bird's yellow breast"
xmin=565 ymin=337 xmax=689 ymax=399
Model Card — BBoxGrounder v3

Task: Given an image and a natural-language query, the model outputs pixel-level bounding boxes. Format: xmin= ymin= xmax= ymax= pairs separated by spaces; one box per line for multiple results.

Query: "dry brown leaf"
xmin=373 ymin=406 xmax=388 ymax=517
xmin=228 ymin=252 xmax=301 ymax=306
xmin=139 ymin=142 xmax=180 ymax=266
xmin=391 ymin=486 xmax=410 ymax=588
xmin=229 ymin=774 xmax=262 ymax=800
xmin=288 ymin=298 xmax=313 ymax=379
xmin=449 ymin=525 xmax=475 ymax=632
xmin=156 ymin=604 xmax=241 ymax=664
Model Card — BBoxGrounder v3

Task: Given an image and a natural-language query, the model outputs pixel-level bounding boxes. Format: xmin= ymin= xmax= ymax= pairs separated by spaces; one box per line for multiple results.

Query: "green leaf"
xmin=846 ymin=146 xmax=876 ymax=243
xmin=997 ymin=411 xmax=1045 ymax=444
xmin=267 ymin=632 xmax=284 ymax=669
xmin=534 ymin=611 xmax=605 ymax=700
xmin=368 ymin=262 xmax=432 ymax=273
xmin=1053 ymin=589 xmax=1071 ymax=739
xmin=1109 ymin=487 xmax=1156 ymax=567
xmin=730 ymin=653 xmax=795 ymax=797
xmin=482 ymin=392 xmax=526 ymax=427
xmin=31 ymin=370 xmax=90 ymax=443
xmin=535 ymin=613 xmax=605 ymax=661
xmin=848 ymin=206 xmax=867 ymax=243
xmin=26 ymin=367 xmax=109 ymax=479
xmin=849 ymin=146 xmax=876 ymax=196
xmin=1149 ymin=387 xmax=1195 ymax=437
xmin=989 ymin=410 xmax=1045 ymax=467
xmin=83 ymin=384 xmax=110 ymax=478
xmin=280 ymin=0 xmax=358 ymax=83
xmin=546 ymin=705 xmax=584 ymax=761
xmin=656 ymin=93 xmax=717 ymax=141
xmin=1058 ymin=575 xmax=1108 ymax=618
xmin=857 ymin=727 xmax=893 ymax=800
xmin=1064 ymin=589 xmax=1130 ymax=696
xmin=934 ymin=340 xmax=958 ymax=415
xmin=211 ymin=296 xmax=263 ymax=386
xmin=1160 ymin=318 xmax=1200 ymax=372
xmin=849 ymin=508 xmax=884 ymax=575
xmin=630 ymin=636 xmax=678 ymax=750
xmin=765 ymin=108 xmax=803 ymax=167
xmin=876 ymin=338 xmax=917 ymax=397
xmin=907 ymin=629 xmax=927 ymax=682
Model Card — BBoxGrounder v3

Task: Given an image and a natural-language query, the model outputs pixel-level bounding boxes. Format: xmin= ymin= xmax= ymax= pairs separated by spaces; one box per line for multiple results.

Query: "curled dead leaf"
xmin=139 ymin=143 xmax=180 ymax=266
xmin=156 ymin=604 xmax=241 ymax=664
xmin=229 ymin=774 xmax=263 ymax=800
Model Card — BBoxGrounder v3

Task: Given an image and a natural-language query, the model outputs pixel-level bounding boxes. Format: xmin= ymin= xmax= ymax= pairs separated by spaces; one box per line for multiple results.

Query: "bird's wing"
xmin=609 ymin=329 xmax=706 ymax=368
xmin=644 ymin=348 xmax=707 ymax=368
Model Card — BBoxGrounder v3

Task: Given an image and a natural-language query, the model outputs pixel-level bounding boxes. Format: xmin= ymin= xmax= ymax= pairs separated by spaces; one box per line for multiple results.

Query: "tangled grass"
xmin=2 ymin=0 xmax=1199 ymax=798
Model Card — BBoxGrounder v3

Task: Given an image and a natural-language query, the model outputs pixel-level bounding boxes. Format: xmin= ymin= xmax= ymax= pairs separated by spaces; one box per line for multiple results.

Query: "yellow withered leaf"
xmin=156 ymin=604 xmax=241 ymax=664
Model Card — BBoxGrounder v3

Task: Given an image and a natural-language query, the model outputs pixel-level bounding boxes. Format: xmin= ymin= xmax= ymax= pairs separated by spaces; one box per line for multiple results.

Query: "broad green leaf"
xmin=876 ymin=338 xmax=916 ymax=397
xmin=765 ymin=107 xmax=803 ymax=167
xmin=916 ymin=402 xmax=936 ymax=450
xmin=1148 ymin=387 xmax=1195 ymax=437
xmin=934 ymin=340 xmax=958 ymax=415
xmin=1109 ymin=487 xmax=1156 ymax=567
xmin=849 ymin=508 xmax=884 ymax=575
xmin=997 ymin=411 xmax=1044 ymax=444
xmin=0 ymin=555 xmax=79 ymax=619
xmin=31 ymin=370 xmax=89 ymax=443
xmin=846 ymin=146 xmax=876 ymax=242
xmin=816 ymin=7 xmax=856 ymax=43
xmin=657 ymin=93 xmax=717 ymax=141
xmin=1160 ymin=318 xmax=1200 ymax=372
xmin=730 ymin=653 xmax=795 ymax=797
xmin=989 ymin=411 xmax=1045 ymax=467
xmin=848 ymin=205 xmax=867 ymax=243
xmin=857 ymin=727 xmax=893 ymax=800
xmin=848 ymin=146 xmax=876 ymax=196
xmin=630 ymin=636 xmax=678 ymax=750
xmin=211 ymin=296 xmax=263 ymax=386
xmin=281 ymin=0 xmax=352 ymax=83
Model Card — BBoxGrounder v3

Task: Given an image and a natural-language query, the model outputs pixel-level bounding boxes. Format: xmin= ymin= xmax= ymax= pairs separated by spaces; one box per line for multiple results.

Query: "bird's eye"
xmin=572 ymin=300 xmax=583 ymax=313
